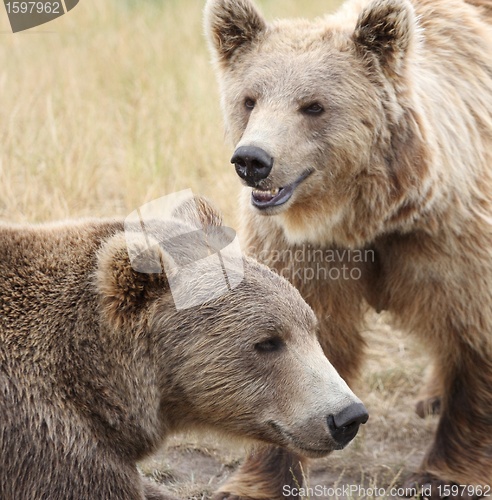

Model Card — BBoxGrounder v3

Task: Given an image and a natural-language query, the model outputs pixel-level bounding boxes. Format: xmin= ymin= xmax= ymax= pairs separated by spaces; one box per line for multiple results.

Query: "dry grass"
xmin=0 ymin=0 xmax=232 ymax=222
xmin=0 ymin=0 xmax=343 ymax=224
xmin=0 ymin=1 xmax=435 ymax=498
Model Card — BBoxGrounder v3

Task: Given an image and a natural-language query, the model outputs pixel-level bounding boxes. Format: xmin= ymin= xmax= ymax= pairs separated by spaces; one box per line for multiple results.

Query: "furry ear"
xmin=204 ymin=0 xmax=267 ymax=66
xmin=353 ymin=0 xmax=416 ymax=76
xmin=172 ymin=195 xmax=223 ymax=229
xmin=96 ymin=233 xmax=171 ymax=326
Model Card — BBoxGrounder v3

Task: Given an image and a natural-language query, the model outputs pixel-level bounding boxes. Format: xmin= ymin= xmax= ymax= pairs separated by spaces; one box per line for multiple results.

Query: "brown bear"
xmin=205 ymin=0 xmax=492 ymax=497
xmin=0 ymin=197 xmax=367 ymax=500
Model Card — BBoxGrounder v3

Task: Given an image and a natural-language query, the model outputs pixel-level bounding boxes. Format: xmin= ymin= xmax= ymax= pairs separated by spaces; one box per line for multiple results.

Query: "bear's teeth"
xmin=253 ymin=188 xmax=280 ymax=198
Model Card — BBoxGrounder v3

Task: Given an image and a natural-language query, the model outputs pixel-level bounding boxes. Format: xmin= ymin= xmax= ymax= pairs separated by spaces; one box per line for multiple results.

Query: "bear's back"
xmin=0 ymin=219 xmax=123 ymax=366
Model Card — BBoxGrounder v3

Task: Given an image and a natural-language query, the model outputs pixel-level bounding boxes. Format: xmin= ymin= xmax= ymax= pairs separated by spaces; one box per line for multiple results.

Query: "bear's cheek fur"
xmin=171 ymin=340 xmax=285 ymax=427
xmin=163 ymin=327 xmax=275 ymax=417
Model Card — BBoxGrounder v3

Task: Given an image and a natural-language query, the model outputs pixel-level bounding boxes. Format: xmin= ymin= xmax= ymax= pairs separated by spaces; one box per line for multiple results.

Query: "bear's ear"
xmin=172 ymin=195 xmax=223 ymax=229
xmin=96 ymin=233 xmax=171 ymax=328
xmin=204 ymin=0 xmax=267 ymax=67
xmin=353 ymin=0 xmax=416 ymax=76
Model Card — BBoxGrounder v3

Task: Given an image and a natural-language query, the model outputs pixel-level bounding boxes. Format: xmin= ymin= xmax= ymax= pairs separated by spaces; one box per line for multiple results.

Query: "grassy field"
xmin=0 ymin=1 xmax=435 ymax=498
xmin=0 ymin=0 xmax=344 ymax=224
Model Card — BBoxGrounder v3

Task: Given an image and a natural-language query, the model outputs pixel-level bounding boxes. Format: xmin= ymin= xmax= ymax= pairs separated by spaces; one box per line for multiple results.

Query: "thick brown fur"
xmin=0 ymin=199 xmax=364 ymax=499
xmin=213 ymin=445 xmax=307 ymax=500
xmin=205 ymin=0 xmax=492 ymax=497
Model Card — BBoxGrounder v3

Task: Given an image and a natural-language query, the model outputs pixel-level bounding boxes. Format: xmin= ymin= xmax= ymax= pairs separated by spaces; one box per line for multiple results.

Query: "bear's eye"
xmin=254 ymin=337 xmax=284 ymax=353
xmin=301 ymin=102 xmax=324 ymax=115
xmin=244 ymin=98 xmax=256 ymax=111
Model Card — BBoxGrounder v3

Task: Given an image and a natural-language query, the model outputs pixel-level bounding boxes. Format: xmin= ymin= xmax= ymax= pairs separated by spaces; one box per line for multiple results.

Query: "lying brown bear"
xmin=0 ymin=198 xmax=367 ymax=500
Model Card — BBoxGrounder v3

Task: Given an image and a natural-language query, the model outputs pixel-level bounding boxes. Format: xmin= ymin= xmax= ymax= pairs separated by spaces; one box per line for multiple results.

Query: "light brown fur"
xmin=0 ymin=199 xmax=364 ymax=499
xmin=206 ymin=0 xmax=492 ymax=497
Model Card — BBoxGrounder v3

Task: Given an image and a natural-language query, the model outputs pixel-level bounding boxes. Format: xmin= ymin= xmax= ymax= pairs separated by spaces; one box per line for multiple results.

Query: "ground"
xmin=140 ymin=315 xmax=435 ymax=499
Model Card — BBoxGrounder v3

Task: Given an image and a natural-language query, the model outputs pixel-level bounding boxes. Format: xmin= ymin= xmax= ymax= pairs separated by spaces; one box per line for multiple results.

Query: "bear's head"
xmin=205 ymin=0 xmax=431 ymax=247
xmin=96 ymin=198 xmax=367 ymax=457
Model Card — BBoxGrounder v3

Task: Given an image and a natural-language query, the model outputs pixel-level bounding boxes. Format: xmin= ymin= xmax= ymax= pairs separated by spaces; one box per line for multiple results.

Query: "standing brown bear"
xmin=206 ymin=0 xmax=492 ymax=497
xmin=0 ymin=198 xmax=367 ymax=500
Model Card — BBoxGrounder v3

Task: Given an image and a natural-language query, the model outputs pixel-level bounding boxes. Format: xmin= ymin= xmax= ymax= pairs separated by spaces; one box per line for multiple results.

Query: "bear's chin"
xmin=265 ymin=421 xmax=337 ymax=458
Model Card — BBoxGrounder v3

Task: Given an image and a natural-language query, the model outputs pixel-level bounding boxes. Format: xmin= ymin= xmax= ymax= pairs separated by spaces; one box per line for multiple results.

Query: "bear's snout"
xmin=328 ymin=402 xmax=369 ymax=448
xmin=231 ymin=145 xmax=273 ymax=186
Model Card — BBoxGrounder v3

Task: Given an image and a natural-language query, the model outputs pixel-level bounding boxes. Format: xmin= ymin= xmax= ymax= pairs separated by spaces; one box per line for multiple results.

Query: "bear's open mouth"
xmin=251 ymin=169 xmax=314 ymax=209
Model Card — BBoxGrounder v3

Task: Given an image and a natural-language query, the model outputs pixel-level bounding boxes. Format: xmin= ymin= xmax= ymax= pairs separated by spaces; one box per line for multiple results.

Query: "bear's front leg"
xmin=212 ymin=445 xmax=307 ymax=500
xmin=415 ymin=364 xmax=443 ymax=419
xmin=407 ymin=346 xmax=492 ymax=499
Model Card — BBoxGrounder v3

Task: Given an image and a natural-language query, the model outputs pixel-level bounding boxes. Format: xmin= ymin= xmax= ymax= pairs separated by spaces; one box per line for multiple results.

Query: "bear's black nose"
xmin=231 ymin=146 xmax=273 ymax=186
xmin=327 ymin=402 xmax=368 ymax=448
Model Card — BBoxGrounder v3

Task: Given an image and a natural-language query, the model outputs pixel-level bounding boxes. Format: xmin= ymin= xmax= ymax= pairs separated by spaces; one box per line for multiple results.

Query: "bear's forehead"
xmin=231 ymin=46 xmax=360 ymax=103
xmin=265 ymin=18 xmax=352 ymax=52
xmin=243 ymin=261 xmax=317 ymax=332
xmin=236 ymin=24 xmax=357 ymax=88
xmin=244 ymin=49 xmax=352 ymax=79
